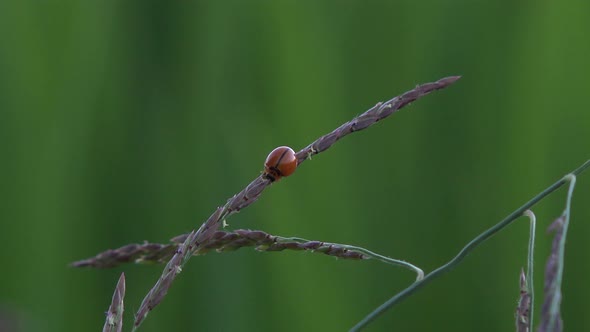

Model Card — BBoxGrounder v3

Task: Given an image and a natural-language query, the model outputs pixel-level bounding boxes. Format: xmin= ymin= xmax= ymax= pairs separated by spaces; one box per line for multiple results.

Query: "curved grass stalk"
xmin=523 ymin=209 xmax=536 ymax=331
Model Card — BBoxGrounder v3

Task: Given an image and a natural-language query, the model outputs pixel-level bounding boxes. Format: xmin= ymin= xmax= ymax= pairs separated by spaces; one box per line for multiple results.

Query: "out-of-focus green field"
xmin=1 ymin=1 xmax=589 ymax=331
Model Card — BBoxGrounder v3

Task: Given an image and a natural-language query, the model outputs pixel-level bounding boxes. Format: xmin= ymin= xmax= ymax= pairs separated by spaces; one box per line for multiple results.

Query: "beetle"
xmin=264 ymin=146 xmax=297 ymax=182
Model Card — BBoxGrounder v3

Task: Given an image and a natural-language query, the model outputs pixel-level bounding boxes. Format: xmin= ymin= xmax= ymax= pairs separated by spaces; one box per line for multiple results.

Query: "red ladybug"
xmin=264 ymin=146 xmax=297 ymax=182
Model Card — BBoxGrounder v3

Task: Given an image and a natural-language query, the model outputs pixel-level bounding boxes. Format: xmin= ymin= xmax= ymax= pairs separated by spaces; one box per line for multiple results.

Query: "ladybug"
xmin=264 ymin=146 xmax=297 ymax=182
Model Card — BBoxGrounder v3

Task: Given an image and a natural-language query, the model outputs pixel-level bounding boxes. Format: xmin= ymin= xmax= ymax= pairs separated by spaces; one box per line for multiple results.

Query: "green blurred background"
xmin=1 ymin=0 xmax=589 ymax=331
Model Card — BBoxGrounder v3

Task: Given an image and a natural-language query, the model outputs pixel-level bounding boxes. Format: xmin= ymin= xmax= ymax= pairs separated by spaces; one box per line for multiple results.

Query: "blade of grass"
xmin=525 ymin=210 xmax=536 ymax=332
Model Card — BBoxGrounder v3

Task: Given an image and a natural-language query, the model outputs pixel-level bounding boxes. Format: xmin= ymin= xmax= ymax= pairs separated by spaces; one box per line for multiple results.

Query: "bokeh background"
xmin=1 ymin=1 xmax=589 ymax=331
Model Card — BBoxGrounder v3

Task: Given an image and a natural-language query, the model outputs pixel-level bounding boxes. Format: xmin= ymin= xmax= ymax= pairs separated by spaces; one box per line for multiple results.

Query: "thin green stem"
xmin=523 ymin=209 xmax=536 ymax=331
xmin=350 ymin=159 xmax=590 ymax=332
xmin=547 ymin=174 xmax=576 ymax=330
xmin=278 ymin=236 xmax=424 ymax=280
